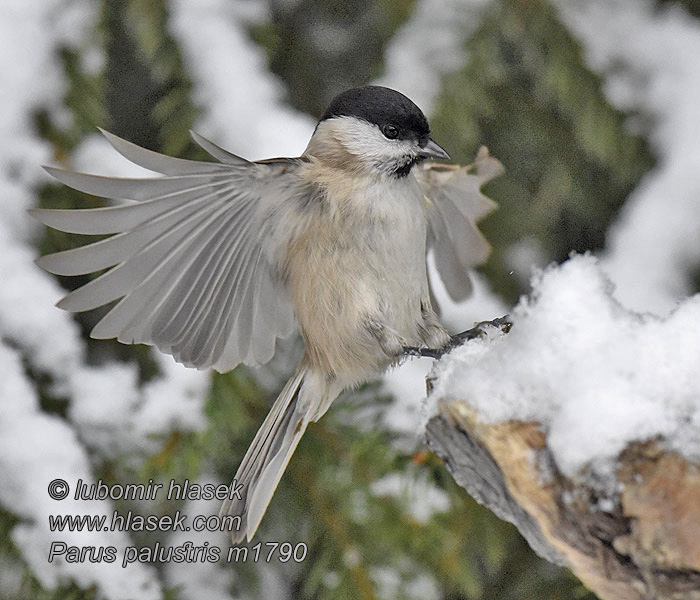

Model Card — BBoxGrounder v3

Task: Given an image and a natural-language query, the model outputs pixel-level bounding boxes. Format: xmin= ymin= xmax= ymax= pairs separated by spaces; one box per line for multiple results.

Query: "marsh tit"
xmin=32 ymin=85 xmax=502 ymax=542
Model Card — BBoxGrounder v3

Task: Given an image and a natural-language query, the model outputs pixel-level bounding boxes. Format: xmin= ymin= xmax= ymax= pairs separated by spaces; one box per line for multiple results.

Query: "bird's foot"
xmin=402 ymin=315 xmax=512 ymax=360
xmin=402 ymin=346 xmax=443 ymax=359
xmin=450 ymin=315 xmax=512 ymax=345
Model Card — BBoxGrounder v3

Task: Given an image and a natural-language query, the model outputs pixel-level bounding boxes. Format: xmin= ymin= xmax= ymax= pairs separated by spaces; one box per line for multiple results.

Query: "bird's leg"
xmin=366 ymin=316 xmax=407 ymax=358
xmin=402 ymin=315 xmax=512 ymax=360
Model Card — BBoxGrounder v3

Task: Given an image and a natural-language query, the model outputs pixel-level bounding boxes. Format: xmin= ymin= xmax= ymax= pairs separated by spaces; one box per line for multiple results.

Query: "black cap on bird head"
xmin=320 ymin=85 xmax=431 ymax=145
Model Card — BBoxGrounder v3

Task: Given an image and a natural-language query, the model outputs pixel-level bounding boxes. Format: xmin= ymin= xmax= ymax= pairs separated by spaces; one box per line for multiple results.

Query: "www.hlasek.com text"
xmin=49 ymin=509 xmax=242 ymax=534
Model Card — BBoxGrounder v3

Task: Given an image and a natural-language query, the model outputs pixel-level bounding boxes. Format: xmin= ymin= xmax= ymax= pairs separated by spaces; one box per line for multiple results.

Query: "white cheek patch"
xmin=323 ymin=117 xmax=417 ymax=168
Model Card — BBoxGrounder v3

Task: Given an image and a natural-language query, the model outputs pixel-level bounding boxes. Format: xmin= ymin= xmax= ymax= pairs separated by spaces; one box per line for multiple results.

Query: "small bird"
xmin=32 ymin=85 xmax=502 ymax=542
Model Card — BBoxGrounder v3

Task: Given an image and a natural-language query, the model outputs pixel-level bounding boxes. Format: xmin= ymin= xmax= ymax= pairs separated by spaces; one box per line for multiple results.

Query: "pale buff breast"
xmin=282 ymin=162 xmax=430 ymax=382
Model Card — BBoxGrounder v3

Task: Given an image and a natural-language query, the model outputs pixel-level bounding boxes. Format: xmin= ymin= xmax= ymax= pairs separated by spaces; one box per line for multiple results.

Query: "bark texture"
xmin=425 ymin=400 xmax=700 ymax=600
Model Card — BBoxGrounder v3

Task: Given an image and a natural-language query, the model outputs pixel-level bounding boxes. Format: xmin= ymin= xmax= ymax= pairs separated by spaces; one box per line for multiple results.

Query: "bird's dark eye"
xmin=382 ymin=124 xmax=399 ymax=139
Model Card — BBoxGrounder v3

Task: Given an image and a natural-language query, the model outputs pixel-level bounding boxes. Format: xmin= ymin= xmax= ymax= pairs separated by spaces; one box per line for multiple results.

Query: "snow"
xmin=67 ymin=353 xmax=209 ymax=458
xmin=72 ymin=133 xmax=158 ymax=178
xmin=0 ymin=1 xmax=162 ymax=596
xmin=370 ymin=469 xmax=451 ymax=523
xmin=428 ymin=254 xmax=700 ymax=484
xmin=555 ymin=0 xmax=700 ymax=315
xmin=389 ymin=0 xmax=700 ymax=492
xmin=371 ymin=562 xmax=440 ymax=600
xmin=378 ymin=0 xmax=493 ymax=115
xmin=0 ymin=343 xmax=162 ymax=599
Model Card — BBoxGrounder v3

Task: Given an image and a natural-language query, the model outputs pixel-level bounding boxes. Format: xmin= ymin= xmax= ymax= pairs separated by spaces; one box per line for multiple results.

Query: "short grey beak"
xmin=419 ymin=138 xmax=450 ymax=161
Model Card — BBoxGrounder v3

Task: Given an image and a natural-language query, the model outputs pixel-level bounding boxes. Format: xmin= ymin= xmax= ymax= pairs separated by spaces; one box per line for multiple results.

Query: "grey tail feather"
xmin=221 ymin=365 xmax=310 ymax=544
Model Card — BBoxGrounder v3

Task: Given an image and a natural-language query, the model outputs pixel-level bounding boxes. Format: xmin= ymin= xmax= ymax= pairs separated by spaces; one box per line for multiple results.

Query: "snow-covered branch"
xmin=424 ymin=255 xmax=700 ymax=600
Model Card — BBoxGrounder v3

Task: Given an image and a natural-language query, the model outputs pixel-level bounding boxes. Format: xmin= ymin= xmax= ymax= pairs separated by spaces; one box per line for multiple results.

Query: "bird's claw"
xmin=450 ymin=315 xmax=512 ymax=345
xmin=402 ymin=345 xmax=442 ymax=359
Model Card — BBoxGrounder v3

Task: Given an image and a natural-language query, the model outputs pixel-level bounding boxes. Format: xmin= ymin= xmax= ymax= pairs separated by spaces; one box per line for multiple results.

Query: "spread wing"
xmin=415 ymin=146 xmax=503 ymax=302
xmin=31 ymin=130 xmax=299 ymax=372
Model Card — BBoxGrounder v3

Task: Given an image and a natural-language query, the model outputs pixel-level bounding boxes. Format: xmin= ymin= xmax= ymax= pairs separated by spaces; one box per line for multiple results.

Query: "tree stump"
xmin=425 ymin=399 xmax=700 ymax=600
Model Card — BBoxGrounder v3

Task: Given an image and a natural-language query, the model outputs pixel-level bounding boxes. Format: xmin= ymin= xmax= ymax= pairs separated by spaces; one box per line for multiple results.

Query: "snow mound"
xmin=428 ymin=254 xmax=700 ymax=482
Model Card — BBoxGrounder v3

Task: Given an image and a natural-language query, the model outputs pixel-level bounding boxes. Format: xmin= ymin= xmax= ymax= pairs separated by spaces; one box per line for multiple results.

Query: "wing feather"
xmin=149 ymin=200 xmax=257 ymax=343
xmin=99 ymin=129 xmax=232 ymax=175
xmin=170 ymin=201 xmax=261 ymax=368
xmin=35 ymin=184 xmax=236 ymax=275
xmin=29 ymin=180 xmax=233 ymax=234
xmin=149 ymin=207 xmax=250 ymax=346
xmin=35 ymin=131 xmax=300 ymax=371
xmin=416 ymin=146 xmax=503 ymax=302
xmin=179 ymin=233 xmax=258 ymax=367
xmin=43 ymin=167 xmax=233 ymax=202
xmin=251 ymin=264 xmax=278 ymax=364
xmin=58 ymin=195 xmax=229 ymax=312
xmin=189 ymin=130 xmax=251 ymax=166
xmin=92 ymin=195 xmax=240 ymax=341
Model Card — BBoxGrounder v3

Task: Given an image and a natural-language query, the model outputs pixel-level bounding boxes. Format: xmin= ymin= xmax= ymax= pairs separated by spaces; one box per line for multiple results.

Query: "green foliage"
xmin=255 ymin=0 xmax=415 ymax=116
xmin=658 ymin=0 xmax=700 ymax=18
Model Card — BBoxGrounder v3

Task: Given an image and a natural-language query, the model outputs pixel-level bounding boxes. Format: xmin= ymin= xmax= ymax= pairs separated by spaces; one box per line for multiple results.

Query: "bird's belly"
xmin=285 ymin=200 xmax=428 ymax=382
